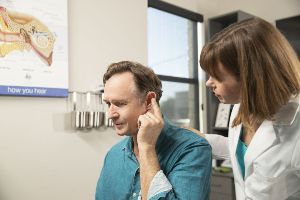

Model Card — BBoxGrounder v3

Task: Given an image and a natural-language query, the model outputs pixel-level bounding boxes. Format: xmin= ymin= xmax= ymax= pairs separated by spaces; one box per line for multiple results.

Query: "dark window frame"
xmin=148 ymin=0 xmax=203 ymax=129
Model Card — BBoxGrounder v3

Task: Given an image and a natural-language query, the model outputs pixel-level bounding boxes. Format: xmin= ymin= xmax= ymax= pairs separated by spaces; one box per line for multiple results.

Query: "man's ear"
xmin=145 ymin=91 xmax=156 ymax=109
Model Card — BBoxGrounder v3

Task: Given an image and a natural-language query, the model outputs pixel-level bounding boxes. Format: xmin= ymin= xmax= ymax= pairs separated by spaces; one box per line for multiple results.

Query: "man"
xmin=95 ymin=61 xmax=211 ymax=200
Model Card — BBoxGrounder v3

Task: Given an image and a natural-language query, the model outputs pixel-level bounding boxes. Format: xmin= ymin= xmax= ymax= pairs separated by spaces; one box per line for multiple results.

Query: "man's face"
xmin=103 ymin=72 xmax=147 ymax=136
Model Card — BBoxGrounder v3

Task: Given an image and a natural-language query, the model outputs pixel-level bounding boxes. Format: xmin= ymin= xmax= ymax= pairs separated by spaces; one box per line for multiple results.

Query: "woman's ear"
xmin=146 ymin=91 xmax=156 ymax=109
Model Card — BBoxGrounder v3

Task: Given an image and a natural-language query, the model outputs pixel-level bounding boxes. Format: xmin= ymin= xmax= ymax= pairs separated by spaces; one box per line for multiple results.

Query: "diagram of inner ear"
xmin=0 ymin=6 xmax=55 ymax=66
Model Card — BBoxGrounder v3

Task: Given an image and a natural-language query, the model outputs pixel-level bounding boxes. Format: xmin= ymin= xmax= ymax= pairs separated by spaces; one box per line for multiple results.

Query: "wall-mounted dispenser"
xmin=68 ymin=91 xmax=113 ymax=129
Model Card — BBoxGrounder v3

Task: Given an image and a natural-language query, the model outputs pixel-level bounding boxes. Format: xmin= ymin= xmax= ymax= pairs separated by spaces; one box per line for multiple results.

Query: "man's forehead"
xmin=103 ymin=88 xmax=145 ymax=105
xmin=102 ymin=93 xmax=129 ymax=102
xmin=103 ymin=86 xmax=139 ymax=102
xmin=102 ymin=72 xmax=146 ymax=101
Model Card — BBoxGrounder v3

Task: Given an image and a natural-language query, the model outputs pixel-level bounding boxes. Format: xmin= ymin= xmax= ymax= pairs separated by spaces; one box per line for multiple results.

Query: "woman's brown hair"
xmin=200 ymin=17 xmax=300 ymax=128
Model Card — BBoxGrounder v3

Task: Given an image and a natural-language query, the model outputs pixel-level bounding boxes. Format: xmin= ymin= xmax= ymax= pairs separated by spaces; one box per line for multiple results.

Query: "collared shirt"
xmin=95 ymin=118 xmax=212 ymax=200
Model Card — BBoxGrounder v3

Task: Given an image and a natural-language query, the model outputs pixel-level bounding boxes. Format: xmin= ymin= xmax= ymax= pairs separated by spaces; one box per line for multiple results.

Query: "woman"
xmin=199 ymin=17 xmax=300 ymax=199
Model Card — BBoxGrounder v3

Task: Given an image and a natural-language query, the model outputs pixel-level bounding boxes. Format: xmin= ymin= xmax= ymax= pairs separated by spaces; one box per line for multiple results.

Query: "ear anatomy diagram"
xmin=0 ymin=6 xmax=55 ymax=66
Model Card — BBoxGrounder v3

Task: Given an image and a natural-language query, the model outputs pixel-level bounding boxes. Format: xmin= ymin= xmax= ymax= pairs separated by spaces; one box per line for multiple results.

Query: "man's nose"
xmin=107 ymin=105 xmax=119 ymax=119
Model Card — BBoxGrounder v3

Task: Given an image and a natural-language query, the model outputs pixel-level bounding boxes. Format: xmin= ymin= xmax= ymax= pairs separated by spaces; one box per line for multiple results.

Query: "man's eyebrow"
xmin=111 ymin=100 xmax=127 ymax=104
xmin=103 ymin=99 xmax=128 ymax=104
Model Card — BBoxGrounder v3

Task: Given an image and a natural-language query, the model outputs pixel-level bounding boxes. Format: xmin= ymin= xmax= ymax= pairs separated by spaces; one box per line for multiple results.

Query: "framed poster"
xmin=215 ymin=103 xmax=231 ymax=128
xmin=0 ymin=0 xmax=68 ymax=97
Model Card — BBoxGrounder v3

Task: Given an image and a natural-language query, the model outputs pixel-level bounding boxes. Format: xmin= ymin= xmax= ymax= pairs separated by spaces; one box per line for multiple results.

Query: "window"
xmin=148 ymin=0 xmax=204 ymax=129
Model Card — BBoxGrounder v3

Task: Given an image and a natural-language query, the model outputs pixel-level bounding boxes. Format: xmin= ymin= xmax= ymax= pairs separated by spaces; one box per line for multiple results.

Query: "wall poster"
xmin=0 ymin=0 xmax=68 ymax=97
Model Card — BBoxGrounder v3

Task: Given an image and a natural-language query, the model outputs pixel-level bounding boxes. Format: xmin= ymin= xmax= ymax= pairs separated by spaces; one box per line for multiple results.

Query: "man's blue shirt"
xmin=95 ymin=118 xmax=212 ymax=199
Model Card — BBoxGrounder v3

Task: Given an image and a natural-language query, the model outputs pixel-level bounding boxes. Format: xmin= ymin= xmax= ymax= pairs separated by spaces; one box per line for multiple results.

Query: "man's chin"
xmin=115 ymin=129 xmax=136 ymax=137
xmin=116 ymin=132 xmax=127 ymax=136
xmin=114 ymin=128 xmax=129 ymax=136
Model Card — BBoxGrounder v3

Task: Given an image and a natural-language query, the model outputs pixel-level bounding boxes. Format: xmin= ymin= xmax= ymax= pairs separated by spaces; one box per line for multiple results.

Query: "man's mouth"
xmin=114 ymin=122 xmax=123 ymax=127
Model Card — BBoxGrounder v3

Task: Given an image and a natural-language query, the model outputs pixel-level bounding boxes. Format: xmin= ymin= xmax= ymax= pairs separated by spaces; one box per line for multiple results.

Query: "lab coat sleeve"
xmin=205 ymin=133 xmax=230 ymax=160
xmin=292 ymin=137 xmax=300 ymax=173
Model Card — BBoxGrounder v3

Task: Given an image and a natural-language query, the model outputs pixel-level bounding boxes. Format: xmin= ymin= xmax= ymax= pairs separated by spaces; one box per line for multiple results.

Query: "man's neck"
xmin=132 ymin=136 xmax=140 ymax=162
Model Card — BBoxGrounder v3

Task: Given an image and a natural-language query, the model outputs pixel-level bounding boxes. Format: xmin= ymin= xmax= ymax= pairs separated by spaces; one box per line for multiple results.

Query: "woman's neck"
xmin=242 ymin=121 xmax=261 ymax=146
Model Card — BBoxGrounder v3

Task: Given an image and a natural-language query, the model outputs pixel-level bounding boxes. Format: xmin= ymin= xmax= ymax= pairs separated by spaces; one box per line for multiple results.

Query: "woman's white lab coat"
xmin=206 ymin=96 xmax=300 ymax=200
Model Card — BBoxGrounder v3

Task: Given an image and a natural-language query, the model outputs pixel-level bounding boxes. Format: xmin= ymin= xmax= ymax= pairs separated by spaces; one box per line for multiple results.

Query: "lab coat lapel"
xmin=244 ymin=120 xmax=277 ymax=178
xmin=232 ymin=124 xmax=242 ymax=157
xmin=230 ymin=124 xmax=244 ymax=180
xmin=228 ymin=104 xmax=245 ymax=181
xmin=229 ymin=105 xmax=242 ymax=161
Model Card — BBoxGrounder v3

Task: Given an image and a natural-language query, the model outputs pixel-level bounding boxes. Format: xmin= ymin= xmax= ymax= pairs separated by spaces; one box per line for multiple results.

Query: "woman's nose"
xmin=206 ymin=77 xmax=217 ymax=92
xmin=206 ymin=77 xmax=213 ymax=87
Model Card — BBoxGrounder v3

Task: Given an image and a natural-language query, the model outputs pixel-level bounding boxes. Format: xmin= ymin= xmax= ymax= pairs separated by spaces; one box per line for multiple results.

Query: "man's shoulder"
xmin=163 ymin=122 xmax=210 ymax=147
xmin=157 ymin=122 xmax=212 ymax=168
xmin=172 ymin=126 xmax=209 ymax=144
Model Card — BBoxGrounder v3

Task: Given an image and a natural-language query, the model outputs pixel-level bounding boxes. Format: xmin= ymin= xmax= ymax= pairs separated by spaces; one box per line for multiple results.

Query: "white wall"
xmin=69 ymin=0 xmax=148 ymax=91
xmin=0 ymin=1 xmax=299 ymax=200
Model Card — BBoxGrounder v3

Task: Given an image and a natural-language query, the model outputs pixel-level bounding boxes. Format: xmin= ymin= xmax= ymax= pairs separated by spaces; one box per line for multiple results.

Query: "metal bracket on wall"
xmin=68 ymin=91 xmax=113 ymax=129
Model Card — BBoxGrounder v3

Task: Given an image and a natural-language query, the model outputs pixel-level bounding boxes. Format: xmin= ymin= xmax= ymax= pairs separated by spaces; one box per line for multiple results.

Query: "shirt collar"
xmin=122 ymin=136 xmax=133 ymax=154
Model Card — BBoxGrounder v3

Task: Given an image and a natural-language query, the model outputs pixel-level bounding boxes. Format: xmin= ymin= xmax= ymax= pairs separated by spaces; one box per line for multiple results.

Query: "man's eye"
xmin=116 ymin=102 xmax=126 ymax=107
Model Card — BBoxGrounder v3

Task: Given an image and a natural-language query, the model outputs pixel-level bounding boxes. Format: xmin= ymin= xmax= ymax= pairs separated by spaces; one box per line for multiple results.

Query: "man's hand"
xmin=137 ymin=98 xmax=164 ymax=199
xmin=137 ymin=98 xmax=164 ymax=150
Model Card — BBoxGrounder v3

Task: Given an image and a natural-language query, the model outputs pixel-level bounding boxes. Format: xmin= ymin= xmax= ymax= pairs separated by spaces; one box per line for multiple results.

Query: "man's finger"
xmin=150 ymin=98 xmax=162 ymax=117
